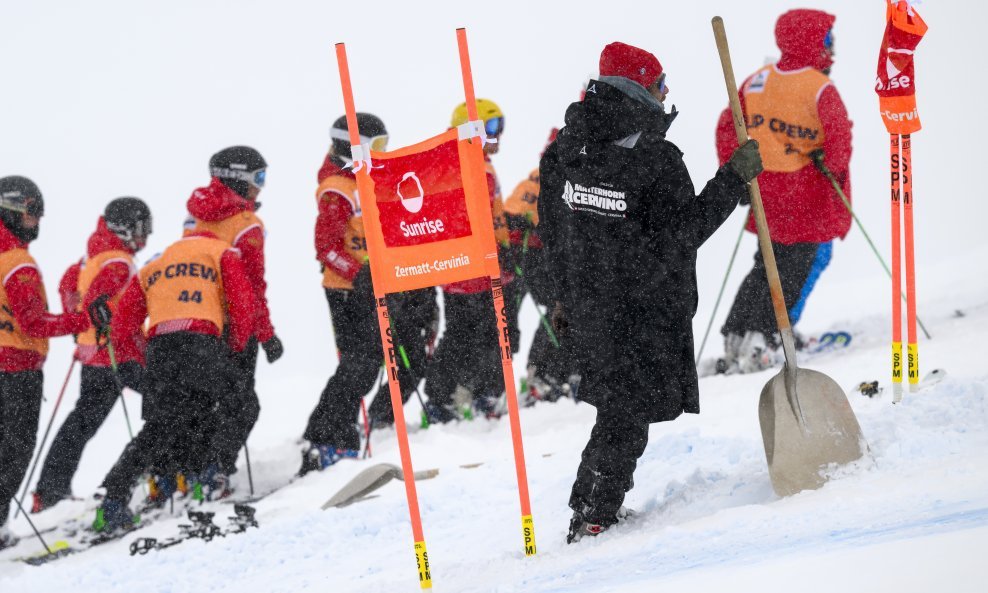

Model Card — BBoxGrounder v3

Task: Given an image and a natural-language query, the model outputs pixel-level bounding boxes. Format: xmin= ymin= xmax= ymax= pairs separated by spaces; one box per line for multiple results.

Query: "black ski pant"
xmin=208 ymin=338 xmax=260 ymax=475
xmin=101 ymin=333 xmax=238 ymax=502
xmin=518 ymin=247 xmax=570 ymax=384
xmin=721 ymin=242 xmax=827 ymax=338
xmin=0 ymin=370 xmax=43 ymax=527
xmin=568 ymin=403 xmax=649 ymax=526
xmin=425 ymin=287 xmax=518 ymax=406
xmin=35 ymin=363 xmax=145 ymax=500
xmin=367 ymin=287 xmax=436 ymax=425
xmin=304 ymin=288 xmax=432 ymax=450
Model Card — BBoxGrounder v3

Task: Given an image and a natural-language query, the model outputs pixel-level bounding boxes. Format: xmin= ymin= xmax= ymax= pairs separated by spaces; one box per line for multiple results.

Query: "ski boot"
xmin=31 ymin=489 xmax=70 ymax=514
xmin=738 ymin=330 xmax=774 ymax=374
xmin=298 ymin=444 xmax=359 ymax=476
xmin=473 ymin=390 xmax=507 ymax=419
xmin=0 ymin=525 xmax=19 ymax=551
xmin=93 ymin=498 xmax=138 ymax=534
xmin=197 ymin=465 xmax=233 ymax=502
xmin=566 ymin=506 xmax=636 ymax=544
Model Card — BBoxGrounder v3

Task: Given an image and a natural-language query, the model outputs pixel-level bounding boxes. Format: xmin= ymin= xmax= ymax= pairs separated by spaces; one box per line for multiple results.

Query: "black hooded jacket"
xmin=538 ymin=79 xmax=746 ymax=422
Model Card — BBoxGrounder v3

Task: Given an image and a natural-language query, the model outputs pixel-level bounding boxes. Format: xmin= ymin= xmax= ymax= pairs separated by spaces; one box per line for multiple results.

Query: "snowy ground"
xmin=2 ymin=254 xmax=986 ymax=592
xmin=2 ymin=0 xmax=987 ymax=591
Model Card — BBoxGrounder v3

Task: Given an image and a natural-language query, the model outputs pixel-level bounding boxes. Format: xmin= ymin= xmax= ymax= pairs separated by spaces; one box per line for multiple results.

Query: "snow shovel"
xmin=321 ymin=464 xmax=440 ymax=509
xmin=712 ymin=17 xmax=865 ymax=497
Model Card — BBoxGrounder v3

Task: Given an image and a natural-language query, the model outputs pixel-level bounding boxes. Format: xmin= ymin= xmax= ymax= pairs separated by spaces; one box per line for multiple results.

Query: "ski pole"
xmin=901 ymin=135 xmax=920 ymax=392
xmin=11 ymin=495 xmax=53 ymax=555
xmin=695 ymin=219 xmax=746 ymax=365
xmin=243 ymin=444 xmax=255 ymax=497
xmin=511 ymin=227 xmax=559 ymax=348
xmin=13 ymin=355 xmax=78 ymax=519
xmin=817 ymin=160 xmax=931 ymax=340
xmin=105 ymin=337 xmax=137 ymax=441
xmin=890 ymin=135 xmax=904 ymax=402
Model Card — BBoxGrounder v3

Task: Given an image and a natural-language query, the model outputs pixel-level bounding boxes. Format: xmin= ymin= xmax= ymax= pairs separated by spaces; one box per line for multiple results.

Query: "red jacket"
xmin=314 ymin=156 xmax=362 ymax=282
xmin=187 ymin=179 xmax=275 ymax=342
xmin=0 ymin=225 xmax=89 ymax=372
xmin=715 ymin=9 xmax=852 ymax=244
xmin=111 ymin=231 xmax=257 ymax=353
xmin=60 ymin=218 xmax=144 ymax=366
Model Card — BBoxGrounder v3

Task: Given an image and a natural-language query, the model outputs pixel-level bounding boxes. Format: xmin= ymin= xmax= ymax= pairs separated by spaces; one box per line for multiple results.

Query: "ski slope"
xmin=1 ymin=0 xmax=986 ymax=591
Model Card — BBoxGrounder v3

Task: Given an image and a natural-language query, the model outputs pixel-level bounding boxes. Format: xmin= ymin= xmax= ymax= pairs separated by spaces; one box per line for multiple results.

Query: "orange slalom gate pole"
xmin=890 ymin=135 xmax=904 ymax=403
xmin=901 ymin=134 xmax=920 ymax=392
xmin=456 ymin=27 xmax=537 ymax=557
xmin=335 ymin=43 xmax=432 ymax=590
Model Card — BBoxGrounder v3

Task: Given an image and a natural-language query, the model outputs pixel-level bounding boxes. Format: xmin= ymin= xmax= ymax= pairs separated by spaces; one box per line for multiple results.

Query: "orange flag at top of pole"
xmin=876 ymin=0 xmax=928 ymax=135
xmin=362 ymin=129 xmax=499 ymax=293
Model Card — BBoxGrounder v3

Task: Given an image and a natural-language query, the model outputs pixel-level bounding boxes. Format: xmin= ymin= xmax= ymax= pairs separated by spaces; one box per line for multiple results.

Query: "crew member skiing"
xmin=92 ymin=226 xmax=257 ymax=532
xmin=0 ymin=176 xmax=92 ymax=550
xmin=186 ymin=146 xmax=283 ymax=494
xmin=422 ymin=99 xmax=516 ymax=421
xmin=715 ymin=9 xmax=852 ymax=373
xmin=503 ymin=129 xmax=574 ymax=404
xmin=31 ymin=198 xmax=152 ymax=512
xmin=300 ymin=114 xmax=436 ymax=474
xmin=538 ymin=43 xmax=760 ymax=542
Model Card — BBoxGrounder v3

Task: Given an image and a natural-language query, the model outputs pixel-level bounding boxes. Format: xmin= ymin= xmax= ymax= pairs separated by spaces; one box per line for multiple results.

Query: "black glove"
xmin=262 ymin=335 xmax=284 ymax=363
xmin=808 ymin=148 xmax=826 ymax=173
xmin=727 ymin=139 xmax=764 ymax=183
xmin=550 ymin=301 xmax=568 ymax=335
xmin=87 ymin=295 xmax=112 ymax=336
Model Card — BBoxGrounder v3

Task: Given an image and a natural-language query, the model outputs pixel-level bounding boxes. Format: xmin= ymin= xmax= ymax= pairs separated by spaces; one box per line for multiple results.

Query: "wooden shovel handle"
xmin=712 ymin=16 xmax=792 ymax=334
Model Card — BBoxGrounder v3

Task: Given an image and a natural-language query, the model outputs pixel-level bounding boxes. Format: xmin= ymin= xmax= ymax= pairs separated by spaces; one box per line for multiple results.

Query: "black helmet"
xmin=330 ymin=113 xmax=388 ymax=158
xmin=0 ymin=176 xmax=44 ymax=243
xmin=105 ymin=197 xmax=152 ymax=252
xmin=209 ymin=146 xmax=267 ymax=199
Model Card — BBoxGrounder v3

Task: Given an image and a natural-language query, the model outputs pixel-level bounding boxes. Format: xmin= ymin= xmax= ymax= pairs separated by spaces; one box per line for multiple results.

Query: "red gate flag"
xmin=362 ymin=128 xmax=499 ymax=293
xmin=876 ymin=0 xmax=928 ymax=134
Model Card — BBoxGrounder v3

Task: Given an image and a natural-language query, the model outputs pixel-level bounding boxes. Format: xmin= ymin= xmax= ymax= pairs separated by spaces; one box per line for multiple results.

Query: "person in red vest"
xmin=422 ymin=99 xmax=517 ymax=422
xmin=300 ymin=114 xmax=437 ymax=475
xmin=715 ymin=9 xmax=852 ymax=373
xmin=31 ymin=198 xmax=152 ymax=512
xmin=92 ymin=227 xmax=257 ymax=532
xmin=185 ymin=146 xmax=283 ymax=493
xmin=0 ymin=176 xmax=92 ymax=550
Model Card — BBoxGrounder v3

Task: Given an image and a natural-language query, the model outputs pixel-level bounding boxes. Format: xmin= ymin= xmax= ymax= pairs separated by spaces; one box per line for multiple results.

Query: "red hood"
xmin=187 ymin=178 xmax=255 ymax=222
xmin=0 ymin=222 xmax=25 ymax=252
xmin=87 ymin=217 xmax=131 ymax=257
xmin=775 ymin=9 xmax=836 ymax=72
xmin=317 ymin=154 xmax=353 ymax=184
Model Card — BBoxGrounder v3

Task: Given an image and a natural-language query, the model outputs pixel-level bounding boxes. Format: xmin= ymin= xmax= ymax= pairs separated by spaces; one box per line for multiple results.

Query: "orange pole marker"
xmin=335 ymin=43 xmax=432 ymax=590
xmin=889 ymin=135 xmax=903 ymax=403
xmin=901 ymin=134 xmax=920 ymax=392
xmin=456 ymin=27 xmax=537 ymax=557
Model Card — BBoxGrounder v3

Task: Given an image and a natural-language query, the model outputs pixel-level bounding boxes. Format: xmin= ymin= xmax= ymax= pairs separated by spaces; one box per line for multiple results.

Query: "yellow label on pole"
xmin=907 ymin=343 xmax=919 ymax=386
xmin=522 ymin=515 xmax=537 ymax=557
xmin=891 ymin=341 xmax=903 ymax=383
xmin=414 ymin=541 xmax=432 ymax=589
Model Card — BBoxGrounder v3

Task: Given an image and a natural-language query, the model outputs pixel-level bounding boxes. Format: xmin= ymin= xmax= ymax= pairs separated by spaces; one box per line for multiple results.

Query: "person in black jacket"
xmin=538 ymin=42 xmax=763 ymax=543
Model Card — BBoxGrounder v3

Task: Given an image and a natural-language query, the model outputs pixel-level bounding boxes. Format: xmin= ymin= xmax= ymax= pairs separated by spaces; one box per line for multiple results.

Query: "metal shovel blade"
xmin=759 ymin=366 xmax=865 ymax=497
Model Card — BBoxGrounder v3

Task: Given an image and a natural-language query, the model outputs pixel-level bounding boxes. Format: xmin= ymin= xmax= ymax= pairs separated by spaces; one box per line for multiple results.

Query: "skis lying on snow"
xmin=14 ymin=519 xmax=150 ymax=565
xmin=129 ymin=505 xmax=258 ymax=556
xmin=698 ymin=331 xmax=853 ymax=378
xmin=854 ymin=368 xmax=947 ymax=398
